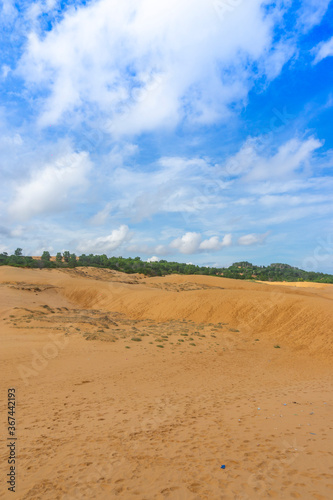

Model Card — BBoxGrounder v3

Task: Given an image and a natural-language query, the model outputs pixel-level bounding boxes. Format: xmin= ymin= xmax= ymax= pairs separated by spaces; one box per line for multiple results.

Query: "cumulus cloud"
xmin=170 ymin=232 xmax=202 ymax=254
xmin=17 ymin=0 xmax=294 ymax=133
xmin=77 ymin=225 xmax=131 ymax=253
xmin=221 ymin=233 xmax=233 ymax=247
xmin=199 ymin=234 xmax=232 ymax=250
xmin=238 ymin=232 xmax=269 ymax=246
xmin=8 ymin=151 xmax=91 ymax=221
xmin=169 ymin=232 xmax=232 ymax=254
xmin=147 ymin=256 xmax=159 ymax=263
xmin=313 ymin=36 xmax=333 ymax=64
xmin=199 ymin=236 xmax=221 ymax=251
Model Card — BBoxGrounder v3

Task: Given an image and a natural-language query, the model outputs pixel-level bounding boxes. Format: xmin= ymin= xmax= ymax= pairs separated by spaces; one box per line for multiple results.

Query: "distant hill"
xmin=1 ymin=250 xmax=333 ymax=283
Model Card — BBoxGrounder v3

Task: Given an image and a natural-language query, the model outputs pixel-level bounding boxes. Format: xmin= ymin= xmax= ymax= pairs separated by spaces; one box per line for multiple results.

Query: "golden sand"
xmin=0 ymin=266 xmax=332 ymax=499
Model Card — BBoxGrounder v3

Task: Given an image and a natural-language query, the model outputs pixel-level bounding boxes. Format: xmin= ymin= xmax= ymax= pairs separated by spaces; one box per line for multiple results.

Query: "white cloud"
xmin=199 ymin=236 xmax=221 ymax=251
xmin=0 ymin=0 xmax=17 ymax=21
xmin=147 ymin=256 xmax=159 ymax=263
xmin=0 ymin=244 xmax=10 ymax=254
xmin=89 ymin=203 xmax=112 ymax=226
xmin=221 ymin=233 xmax=232 ymax=247
xmin=251 ymin=137 xmax=322 ymax=181
xmin=259 ymin=193 xmax=332 ymax=208
xmin=224 ymin=137 xmax=323 ymax=182
xmin=8 ymin=151 xmax=91 ymax=221
xmin=313 ymin=36 xmax=333 ymax=64
xmin=33 ymin=245 xmax=54 ymax=256
xmin=125 ymin=230 xmax=233 ymax=257
xmin=10 ymin=225 xmax=24 ymax=237
xmin=170 ymin=232 xmax=202 ymax=254
xmin=17 ymin=0 xmax=293 ymax=133
xmin=26 ymin=0 xmax=58 ymax=29
xmin=107 ymin=155 xmax=230 ymax=222
xmin=94 ymin=136 xmax=331 ymax=234
xmin=169 ymin=231 xmax=232 ymax=254
xmin=297 ymin=0 xmax=331 ymax=32
xmin=77 ymin=225 xmax=131 ymax=253
xmin=107 ymin=143 xmax=139 ymax=167
xmin=238 ymin=232 xmax=269 ymax=246
xmin=155 ymin=245 xmax=169 ymax=255
xmin=0 ymin=133 xmax=22 ymax=147
xmin=199 ymin=234 xmax=232 ymax=250
xmin=1 ymin=64 xmax=11 ymax=78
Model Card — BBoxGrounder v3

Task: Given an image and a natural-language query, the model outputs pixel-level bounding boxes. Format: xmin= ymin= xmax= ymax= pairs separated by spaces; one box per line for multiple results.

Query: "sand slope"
xmin=0 ymin=266 xmax=332 ymax=499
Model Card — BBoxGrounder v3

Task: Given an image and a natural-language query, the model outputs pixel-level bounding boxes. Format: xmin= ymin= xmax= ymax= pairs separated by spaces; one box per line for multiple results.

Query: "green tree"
xmin=68 ymin=253 xmax=77 ymax=268
xmin=56 ymin=252 xmax=62 ymax=263
xmin=63 ymin=251 xmax=70 ymax=263
xmin=41 ymin=251 xmax=51 ymax=262
xmin=14 ymin=248 xmax=23 ymax=256
xmin=0 ymin=253 xmax=9 ymax=265
xmin=100 ymin=254 xmax=109 ymax=267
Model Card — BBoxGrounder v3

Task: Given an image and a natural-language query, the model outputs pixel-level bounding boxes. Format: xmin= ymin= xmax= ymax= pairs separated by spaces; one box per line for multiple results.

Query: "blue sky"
xmin=1 ymin=0 xmax=333 ymax=272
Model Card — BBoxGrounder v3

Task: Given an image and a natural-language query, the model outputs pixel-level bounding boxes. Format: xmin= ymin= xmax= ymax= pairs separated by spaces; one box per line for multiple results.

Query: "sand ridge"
xmin=20 ymin=267 xmax=333 ymax=355
xmin=0 ymin=266 xmax=332 ymax=499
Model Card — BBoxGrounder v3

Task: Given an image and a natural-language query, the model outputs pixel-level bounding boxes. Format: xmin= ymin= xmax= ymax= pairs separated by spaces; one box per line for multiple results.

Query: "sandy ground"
xmin=255 ymin=280 xmax=333 ymax=289
xmin=0 ymin=266 xmax=332 ymax=500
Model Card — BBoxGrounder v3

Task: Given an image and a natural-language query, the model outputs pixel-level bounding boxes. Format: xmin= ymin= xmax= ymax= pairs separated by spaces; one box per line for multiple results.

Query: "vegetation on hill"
xmin=0 ymin=249 xmax=332 ymax=283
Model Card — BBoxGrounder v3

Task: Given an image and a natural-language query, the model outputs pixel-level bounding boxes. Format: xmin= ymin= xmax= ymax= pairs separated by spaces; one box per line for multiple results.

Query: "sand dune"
xmin=0 ymin=266 xmax=332 ymax=499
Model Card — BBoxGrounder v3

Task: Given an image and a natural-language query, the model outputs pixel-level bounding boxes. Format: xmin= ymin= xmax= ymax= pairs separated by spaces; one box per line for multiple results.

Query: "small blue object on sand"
xmin=221 ymin=465 xmax=226 ymax=469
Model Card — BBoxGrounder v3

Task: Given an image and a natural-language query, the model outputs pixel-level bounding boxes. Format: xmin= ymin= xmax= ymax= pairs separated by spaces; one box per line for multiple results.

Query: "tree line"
xmin=0 ymin=249 xmax=332 ymax=283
